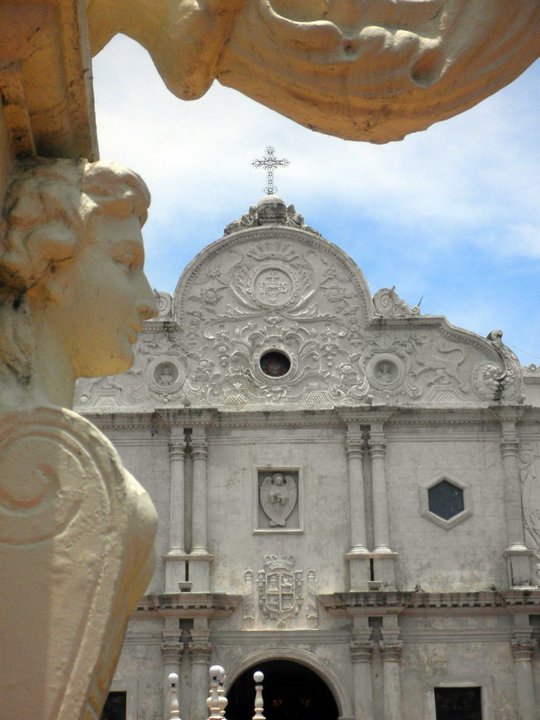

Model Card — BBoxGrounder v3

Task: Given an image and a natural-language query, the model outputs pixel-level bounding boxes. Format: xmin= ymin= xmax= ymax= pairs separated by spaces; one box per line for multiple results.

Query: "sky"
xmin=92 ymin=35 xmax=540 ymax=366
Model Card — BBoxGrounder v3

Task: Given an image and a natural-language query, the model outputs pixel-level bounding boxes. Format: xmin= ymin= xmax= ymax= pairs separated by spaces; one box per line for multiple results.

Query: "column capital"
xmin=379 ymin=640 xmax=403 ymax=662
xmin=500 ymin=436 xmax=520 ymax=457
xmin=161 ymin=638 xmax=184 ymax=663
xmin=189 ymin=628 xmax=212 ymax=664
xmin=350 ymin=640 xmax=374 ymax=663
xmin=511 ymin=639 xmax=535 ymax=662
xmin=191 ymin=444 xmax=208 ymax=460
xmin=346 ymin=434 xmax=364 ymax=460
xmin=368 ymin=436 xmax=387 ymax=457
xmin=169 ymin=439 xmax=186 ymax=461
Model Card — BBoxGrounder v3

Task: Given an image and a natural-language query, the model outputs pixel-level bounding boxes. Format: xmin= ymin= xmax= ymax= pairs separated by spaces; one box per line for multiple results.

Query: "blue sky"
xmin=92 ymin=36 xmax=540 ymax=366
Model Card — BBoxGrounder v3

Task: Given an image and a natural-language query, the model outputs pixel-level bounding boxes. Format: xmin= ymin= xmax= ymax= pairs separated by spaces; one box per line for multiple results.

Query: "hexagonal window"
xmin=421 ymin=474 xmax=472 ymax=530
xmin=428 ymin=480 xmax=464 ymax=520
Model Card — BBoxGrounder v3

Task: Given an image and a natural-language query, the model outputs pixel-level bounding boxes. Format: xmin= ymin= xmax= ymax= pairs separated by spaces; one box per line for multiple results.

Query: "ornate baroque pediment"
xmin=75 ymin=200 xmax=523 ymax=412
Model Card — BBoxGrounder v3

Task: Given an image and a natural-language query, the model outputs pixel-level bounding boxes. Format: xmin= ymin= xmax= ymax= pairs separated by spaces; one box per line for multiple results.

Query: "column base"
xmin=188 ymin=552 xmax=214 ymax=591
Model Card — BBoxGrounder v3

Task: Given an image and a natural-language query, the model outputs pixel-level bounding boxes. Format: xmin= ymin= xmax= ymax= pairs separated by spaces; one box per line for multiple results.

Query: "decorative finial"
xmin=168 ymin=673 xmax=181 ymax=720
xmin=208 ymin=665 xmax=225 ymax=720
xmin=252 ymin=146 xmax=290 ymax=195
xmin=252 ymin=671 xmax=266 ymax=720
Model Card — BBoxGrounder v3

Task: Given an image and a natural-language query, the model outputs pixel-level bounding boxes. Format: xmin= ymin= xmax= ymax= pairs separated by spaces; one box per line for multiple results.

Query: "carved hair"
xmin=0 ymin=158 xmax=150 ymax=382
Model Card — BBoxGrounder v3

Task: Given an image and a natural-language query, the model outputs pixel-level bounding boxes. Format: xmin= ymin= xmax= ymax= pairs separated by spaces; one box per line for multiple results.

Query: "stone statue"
xmin=86 ymin=0 xmax=540 ymax=142
xmin=0 ymin=158 xmax=158 ymax=720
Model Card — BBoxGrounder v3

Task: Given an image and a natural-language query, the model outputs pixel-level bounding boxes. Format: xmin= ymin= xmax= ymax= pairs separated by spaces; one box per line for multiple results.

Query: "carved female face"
xmin=54 ymin=212 xmax=157 ymax=378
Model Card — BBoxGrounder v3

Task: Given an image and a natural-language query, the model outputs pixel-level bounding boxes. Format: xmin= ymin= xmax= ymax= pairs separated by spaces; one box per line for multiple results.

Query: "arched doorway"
xmin=227 ymin=659 xmax=339 ymax=720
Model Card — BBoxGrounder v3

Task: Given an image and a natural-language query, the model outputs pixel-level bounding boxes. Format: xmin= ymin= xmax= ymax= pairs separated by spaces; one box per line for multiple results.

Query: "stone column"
xmin=345 ymin=422 xmax=370 ymax=589
xmin=165 ymin=425 xmax=187 ymax=592
xmin=380 ymin=615 xmax=403 ymax=720
xmin=511 ymin=616 xmax=537 ymax=720
xmin=497 ymin=408 xmax=532 ymax=587
xmin=368 ymin=419 xmax=396 ymax=587
xmin=189 ymin=621 xmax=212 ymax=720
xmin=350 ymin=618 xmax=374 ymax=720
xmin=190 ymin=424 xmax=213 ymax=590
xmin=161 ymin=618 xmax=183 ymax=720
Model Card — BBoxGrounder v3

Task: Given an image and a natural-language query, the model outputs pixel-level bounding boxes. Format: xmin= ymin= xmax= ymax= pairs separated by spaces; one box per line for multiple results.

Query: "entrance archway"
xmin=227 ymin=659 xmax=339 ymax=720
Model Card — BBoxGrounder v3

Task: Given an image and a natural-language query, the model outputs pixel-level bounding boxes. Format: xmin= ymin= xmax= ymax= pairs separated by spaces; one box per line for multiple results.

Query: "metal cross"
xmin=251 ymin=146 xmax=290 ymax=195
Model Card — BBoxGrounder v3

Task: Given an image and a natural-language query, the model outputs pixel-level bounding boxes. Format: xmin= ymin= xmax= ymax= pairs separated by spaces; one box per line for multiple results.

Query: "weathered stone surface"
xmin=87 ymin=0 xmax=540 ymax=142
xmin=0 ymin=158 xmax=157 ymax=719
xmin=0 ymin=0 xmax=97 ymax=160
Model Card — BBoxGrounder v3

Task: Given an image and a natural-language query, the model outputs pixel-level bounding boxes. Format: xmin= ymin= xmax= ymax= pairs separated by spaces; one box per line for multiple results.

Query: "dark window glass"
xmin=100 ymin=691 xmax=127 ymax=720
xmin=260 ymin=351 xmax=291 ymax=378
xmin=428 ymin=480 xmax=464 ymax=520
xmin=435 ymin=687 xmax=482 ymax=720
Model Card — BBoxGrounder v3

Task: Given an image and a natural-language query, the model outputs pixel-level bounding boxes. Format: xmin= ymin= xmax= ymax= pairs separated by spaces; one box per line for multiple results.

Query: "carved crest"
xmin=257 ymin=555 xmax=303 ymax=627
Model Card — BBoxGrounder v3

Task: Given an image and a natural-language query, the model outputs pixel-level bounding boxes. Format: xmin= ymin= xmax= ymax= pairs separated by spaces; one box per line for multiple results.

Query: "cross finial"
xmin=252 ymin=146 xmax=290 ymax=195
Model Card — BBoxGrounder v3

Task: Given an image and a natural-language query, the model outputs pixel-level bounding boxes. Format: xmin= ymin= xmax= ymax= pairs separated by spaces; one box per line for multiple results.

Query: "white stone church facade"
xmin=76 ymin=197 xmax=540 ymax=720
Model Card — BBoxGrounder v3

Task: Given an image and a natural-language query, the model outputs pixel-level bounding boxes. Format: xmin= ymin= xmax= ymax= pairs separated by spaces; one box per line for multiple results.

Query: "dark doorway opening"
xmin=434 ymin=687 xmax=482 ymax=720
xmin=227 ymin=659 xmax=339 ymax=720
xmin=99 ymin=691 xmax=127 ymax=720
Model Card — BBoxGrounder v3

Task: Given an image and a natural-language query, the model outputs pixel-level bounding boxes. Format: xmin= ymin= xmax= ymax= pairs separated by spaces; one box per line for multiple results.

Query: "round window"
xmin=260 ymin=350 xmax=291 ymax=378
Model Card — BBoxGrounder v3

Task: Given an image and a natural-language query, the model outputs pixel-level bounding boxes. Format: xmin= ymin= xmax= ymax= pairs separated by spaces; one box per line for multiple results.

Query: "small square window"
xmin=434 ymin=687 xmax=482 ymax=720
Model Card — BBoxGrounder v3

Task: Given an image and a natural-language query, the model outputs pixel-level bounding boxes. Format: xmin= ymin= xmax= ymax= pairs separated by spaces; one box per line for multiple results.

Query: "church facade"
xmin=75 ymin=197 xmax=540 ymax=720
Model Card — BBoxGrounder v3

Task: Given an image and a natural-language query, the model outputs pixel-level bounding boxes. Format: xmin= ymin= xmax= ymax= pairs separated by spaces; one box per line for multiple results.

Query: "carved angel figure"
xmin=0 ymin=158 xmax=157 ymax=720
xmin=260 ymin=472 xmax=298 ymax=527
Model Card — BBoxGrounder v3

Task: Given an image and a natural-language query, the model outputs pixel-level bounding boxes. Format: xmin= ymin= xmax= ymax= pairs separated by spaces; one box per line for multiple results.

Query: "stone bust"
xmin=0 ymin=158 xmax=158 ymax=719
xmin=0 ymin=157 xmax=157 ymax=410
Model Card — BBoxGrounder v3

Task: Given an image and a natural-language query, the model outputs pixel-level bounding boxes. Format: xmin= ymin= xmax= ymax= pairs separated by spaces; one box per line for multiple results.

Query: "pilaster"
xmin=380 ymin=616 xmax=403 ymax=720
xmin=344 ymin=421 xmax=370 ymax=589
xmin=511 ymin=615 xmax=537 ymax=720
xmin=190 ymin=422 xmax=213 ymax=590
xmin=368 ymin=418 xmax=397 ymax=588
xmin=161 ymin=618 xmax=183 ymax=720
xmin=164 ymin=425 xmax=187 ymax=592
xmin=350 ymin=617 xmax=374 ymax=720
xmin=495 ymin=407 xmax=533 ymax=588
xmin=188 ymin=620 xmax=212 ymax=720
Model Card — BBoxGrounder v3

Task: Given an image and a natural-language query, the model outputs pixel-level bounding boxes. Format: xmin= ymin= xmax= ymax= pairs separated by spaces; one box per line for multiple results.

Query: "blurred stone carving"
xmin=0 ymin=158 xmax=157 ymax=719
xmin=87 ymin=0 xmax=540 ymax=142
xmin=260 ymin=471 xmax=298 ymax=527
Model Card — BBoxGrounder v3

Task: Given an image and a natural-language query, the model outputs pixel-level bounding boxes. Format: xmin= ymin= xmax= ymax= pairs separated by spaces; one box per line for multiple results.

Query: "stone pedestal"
xmin=0 ymin=407 xmax=157 ymax=720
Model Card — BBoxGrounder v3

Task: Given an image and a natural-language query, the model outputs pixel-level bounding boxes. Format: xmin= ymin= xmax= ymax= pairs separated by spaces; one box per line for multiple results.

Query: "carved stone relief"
xmin=255 ymin=555 xmax=305 ymax=629
xmin=257 ymin=470 xmax=300 ymax=530
xmin=75 ymin=202 xmax=524 ymax=412
xmin=520 ymin=445 xmax=540 ymax=583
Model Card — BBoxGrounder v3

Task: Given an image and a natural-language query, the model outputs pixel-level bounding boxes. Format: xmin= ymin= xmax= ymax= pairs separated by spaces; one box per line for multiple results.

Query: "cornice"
xmin=132 ymin=592 xmax=242 ymax=619
xmin=319 ymin=590 xmax=540 ymax=617
xmin=80 ymin=405 xmax=540 ymax=433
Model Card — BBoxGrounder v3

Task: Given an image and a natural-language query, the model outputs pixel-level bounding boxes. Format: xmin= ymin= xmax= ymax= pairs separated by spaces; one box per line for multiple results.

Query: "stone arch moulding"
xmin=420 ymin=472 xmax=473 ymax=531
xmin=224 ymin=647 xmax=353 ymax=719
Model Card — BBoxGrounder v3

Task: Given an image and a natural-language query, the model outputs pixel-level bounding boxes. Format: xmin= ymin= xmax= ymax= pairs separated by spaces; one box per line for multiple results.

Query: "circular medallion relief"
xmin=365 ymin=354 xmax=405 ymax=391
xmin=148 ymin=358 xmax=186 ymax=396
xmin=254 ymin=268 xmax=294 ymax=307
xmin=154 ymin=361 xmax=179 ymax=387
xmin=260 ymin=350 xmax=291 ymax=378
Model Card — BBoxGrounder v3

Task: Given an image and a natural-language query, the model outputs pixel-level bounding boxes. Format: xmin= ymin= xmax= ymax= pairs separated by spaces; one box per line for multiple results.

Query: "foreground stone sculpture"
xmin=0 ymin=158 xmax=157 ymax=720
xmin=87 ymin=0 xmax=540 ymax=142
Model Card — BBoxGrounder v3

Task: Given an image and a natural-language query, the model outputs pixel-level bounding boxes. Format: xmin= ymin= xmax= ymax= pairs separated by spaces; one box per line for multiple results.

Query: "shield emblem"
xmin=257 ymin=555 xmax=303 ymax=625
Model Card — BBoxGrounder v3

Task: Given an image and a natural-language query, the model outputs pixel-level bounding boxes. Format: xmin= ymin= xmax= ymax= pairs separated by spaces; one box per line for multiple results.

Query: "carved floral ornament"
xmin=75 ymin=205 xmax=523 ymax=412
xmin=87 ymin=0 xmax=540 ymax=143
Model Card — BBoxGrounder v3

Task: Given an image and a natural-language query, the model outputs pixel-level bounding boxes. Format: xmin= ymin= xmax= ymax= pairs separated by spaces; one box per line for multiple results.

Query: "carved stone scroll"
xmin=0 ymin=407 xmax=157 ymax=720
